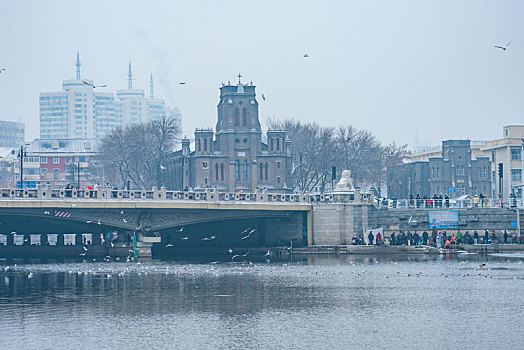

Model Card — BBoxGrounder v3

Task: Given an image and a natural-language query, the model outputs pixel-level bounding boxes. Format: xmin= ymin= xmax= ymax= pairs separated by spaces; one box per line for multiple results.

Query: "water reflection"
xmin=0 ymin=255 xmax=523 ymax=350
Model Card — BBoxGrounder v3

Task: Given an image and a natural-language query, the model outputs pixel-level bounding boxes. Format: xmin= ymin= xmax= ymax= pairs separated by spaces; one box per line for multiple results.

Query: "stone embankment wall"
xmin=312 ymin=204 xmax=523 ymax=245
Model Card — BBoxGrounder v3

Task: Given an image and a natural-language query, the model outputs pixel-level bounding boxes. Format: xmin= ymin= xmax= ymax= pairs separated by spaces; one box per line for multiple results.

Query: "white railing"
xmin=0 ymin=186 xmax=374 ymax=205
xmin=374 ymin=197 xmax=524 ymax=209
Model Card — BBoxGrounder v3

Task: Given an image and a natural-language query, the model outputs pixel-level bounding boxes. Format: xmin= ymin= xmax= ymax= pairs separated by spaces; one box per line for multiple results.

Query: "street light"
xmin=17 ymin=145 xmax=27 ymax=189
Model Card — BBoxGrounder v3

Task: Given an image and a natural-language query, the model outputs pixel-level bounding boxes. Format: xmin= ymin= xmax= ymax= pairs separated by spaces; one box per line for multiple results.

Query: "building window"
xmin=264 ymin=163 xmax=268 ymax=180
xmin=243 ymin=160 xmax=248 ymax=180
xmin=53 ymin=157 xmax=59 ymax=164
xmin=41 ymin=157 xmax=47 ymax=164
xmin=276 ymin=138 xmax=280 ymax=151
xmin=511 ymin=148 xmax=521 ymax=160
xmin=242 ymin=108 xmax=247 ymax=127
xmin=512 ymin=169 xmax=522 ymax=181
xmin=220 ymin=163 xmax=224 ymax=181
xmin=483 ymin=167 xmax=487 ymax=179
xmin=198 ymin=138 xmax=201 ymax=152
xmin=431 ymin=167 xmax=435 ymax=179
xmin=204 ymin=177 xmax=208 ymax=185
xmin=270 ymin=138 xmax=273 ymax=151
xmin=277 ymin=176 xmax=280 ymax=184
xmin=204 ymin=138 xmax=207 ymax=152
xmin=436 ymin=167 xmax=440 ymax=179
xmin=478 ymin=167 xmax=482 ymax=179
xmin=215 ymin=163 xmax=219 ymax=181
xmin=53 ymin=168 xmax=59 ymax=180
xmin=234 ymin=108 xmax=239 ymax=127
xmin=277 ymin=161 xmax=281 ymax=169
xmin=41 ymin=168 xmax=47 ymax=176
xmin=235 ymin=160 xmax=240 ymax=180
xmin=461 ymin=187 xmax=465 ymax=196
xmin=260 ymin=163 xmax=263 ymax=180
xmin=436 ymin=186 xmax=440 ymax=193
xmin=66 ymin=157 xmax=71 ymax=164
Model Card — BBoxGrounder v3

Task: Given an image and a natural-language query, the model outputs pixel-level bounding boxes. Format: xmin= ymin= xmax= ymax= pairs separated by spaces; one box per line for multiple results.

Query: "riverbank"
xmin=292 ymin=244 xmax=524 ymax=255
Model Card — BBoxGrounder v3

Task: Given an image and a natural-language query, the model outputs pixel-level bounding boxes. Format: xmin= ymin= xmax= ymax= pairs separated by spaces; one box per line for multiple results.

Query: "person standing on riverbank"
xmin=437 ymin=232 xmax=443 ymax=248
xmin=368 ymin=231 xmax=375 ymax=246
xmin=473 ymin=231 xmax=479 ymax=244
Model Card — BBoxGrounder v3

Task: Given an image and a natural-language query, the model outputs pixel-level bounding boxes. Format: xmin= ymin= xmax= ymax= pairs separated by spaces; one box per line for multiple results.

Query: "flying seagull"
xmin=181 ymin=237 xmax=188 ymax=240
xmin=123 ymin=218 xmax=128 ymax=223
xmin=160 ymin=165 xmax=166 ymax=170
xmin=177 ymin=227 xmax=184 ymax=232
xmin=0 ymin=68 xmax=5 ymax=73
xmin=166 ymin=244 xmax=175 ymax=247
xmin=179 ymin=82 xmax=186 ymax=85
xmin=83 ymin=80 xmax=107 ymax=88
xmin=265 ymin=250 xmax=271 ymax=257
xmin=494 ymin=41 xmax=511 ymax=50
xmin=44 ymin=211 xmax=50 ymax=215
xmin=261 ymin=94 xmax=266 ymax=101
xmin=303 ymin=53 xmax=309 ymax=58
xmin=232 ymin=252 xmax=249 ymax=261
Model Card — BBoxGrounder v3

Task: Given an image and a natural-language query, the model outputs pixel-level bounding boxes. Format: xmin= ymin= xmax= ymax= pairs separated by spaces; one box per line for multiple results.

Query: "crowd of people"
xmin=357 ymin=229 xmax=524 ymax=247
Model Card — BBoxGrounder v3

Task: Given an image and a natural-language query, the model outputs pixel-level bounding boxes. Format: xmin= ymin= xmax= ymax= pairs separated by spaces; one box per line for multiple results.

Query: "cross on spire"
xmin=237 ymin=73 xmax=243 ymax=84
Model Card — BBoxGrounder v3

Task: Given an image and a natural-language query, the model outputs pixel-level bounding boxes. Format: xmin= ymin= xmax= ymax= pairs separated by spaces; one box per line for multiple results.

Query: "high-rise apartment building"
xmin=0 ymin=120 xmax=24 ymax=148
xmin=40 ymin=53 xmax=182 ymax=140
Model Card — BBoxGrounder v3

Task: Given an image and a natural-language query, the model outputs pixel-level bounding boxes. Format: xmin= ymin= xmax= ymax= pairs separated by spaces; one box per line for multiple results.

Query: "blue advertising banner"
xmin=429 ymin=210 xmax=459 ymax=229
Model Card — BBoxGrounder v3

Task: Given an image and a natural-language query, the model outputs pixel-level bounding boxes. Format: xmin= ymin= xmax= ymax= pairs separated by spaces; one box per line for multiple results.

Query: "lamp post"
xmin=17 ymin=145 xmax=27 ymax=189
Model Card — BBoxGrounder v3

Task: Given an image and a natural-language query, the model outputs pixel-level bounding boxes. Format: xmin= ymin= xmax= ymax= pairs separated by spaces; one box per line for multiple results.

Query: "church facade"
xmin=167 ymin=79 xmax=291 ymax=193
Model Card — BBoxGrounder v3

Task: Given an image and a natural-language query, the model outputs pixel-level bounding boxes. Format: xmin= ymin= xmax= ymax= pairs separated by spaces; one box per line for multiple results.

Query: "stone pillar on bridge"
xmin=41 ymin=233 xmax=49 ymax=246
xmin=92 ymin=232 xmax=101 ymax=245
xmin=23 ymin=233 xmax=31 ymax=246
xmin=160 ymin=186 xmax=167 ymax=200
xmin=75 ymin=233 xmax=83 ymax=246
xmin=56 ymin=233 xmax=64 ymax=246
xmin=6 ymin=233 xmax=14 ymax=246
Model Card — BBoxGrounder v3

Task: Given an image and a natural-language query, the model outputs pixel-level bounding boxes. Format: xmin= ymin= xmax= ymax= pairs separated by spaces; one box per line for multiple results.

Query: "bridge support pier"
xmin=56 ymin=233 xmax=64 ymax=246
xmin=75 ymin=233 xmax=82 ymax=246
xmin=23 ymin=233 xmax=31 ymax=246
xmin=92 ymin=232 xmax=101 ymax=245
xmin=6 ymin=233 xmax=14 ymax=246
xmin=41 ymin=233 xmax=49 ymax=246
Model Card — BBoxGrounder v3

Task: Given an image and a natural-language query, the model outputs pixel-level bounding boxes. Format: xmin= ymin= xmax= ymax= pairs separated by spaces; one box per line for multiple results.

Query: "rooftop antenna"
xmin=75 ymin=52 xmax=81 ymax=80
xmin=149 ymin=72 xmax=154 ymax=98
xmin=128 ymin=61 xmax=133 ymax=89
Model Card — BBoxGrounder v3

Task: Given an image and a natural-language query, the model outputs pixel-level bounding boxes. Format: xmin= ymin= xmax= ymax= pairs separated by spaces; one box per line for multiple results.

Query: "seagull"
xmin=27 ymin=273 xmax=34 ymax=279
xmin=494 ymin=41 xmax=511 ymax=50
xmin=210 ymin=236 xmax=216 ymax=240
xmin=166 ymin=244 xmax=174 ymax=247
xmin=0 ymin=68 xmax=5 ymax=73
xmin=110 ymin=242 xmax=114 ymax=248
xmin=261 ymin=94 xmax=266 ymax=101
xmin=80 ymin=252 xmax=87 ymax=256
xmin=179 ymin=82 xmax=186 ymax=85
xmin=201 ymin=237 xmax=211 ymax=241
xmin=265 ymin=250 xmax=271 ymax=257
xmin=479 ymin=263 xmax=486 ymax=269
xmin=86 ymin=220 xmax=92 ymax=224
xmin=232 ymin=252 xmax=249 ymax=261
xmin=97 ymin=219 xmax=101 ymax=225
xmin=303 ymin=53 xmax=309 ymax=58
xmin=181 ymin=237 xmax=188 ymax=240
xmin=82 ymin=80 xmax=107 ymax=88
xmin=209 ymin=261 xmax=219 ymax=264
xmin=83 ymin=246 xmax=88 ymax=251
xmin=44 ymin=211 xmax=50 ymax=215
xmin=160 ymin=165 xmax=166 ymax=170
xmin=241 ymin=228 xmax=256 ymax=240
xmin=177 ymin=227 xmax=184 ymax=232
xmin=120 ymin=210 xmax=124 ymax=215
xmin=123 ymin=218 xmax=128 ymax=223
xmin=153 ymin=232 xmax=160 ymax=237
xmin=241 ymin=228 xmax=251 ymax=234
xmin=228 ymin=248 xmax=233 ymax=254
xmin=10 ymin=231 xmax=16 ymax=235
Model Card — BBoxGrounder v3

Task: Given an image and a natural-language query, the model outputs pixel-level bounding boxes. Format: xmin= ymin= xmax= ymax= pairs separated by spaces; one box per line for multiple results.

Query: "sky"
xmin=0 ymin=0 xmax=523 ymax=149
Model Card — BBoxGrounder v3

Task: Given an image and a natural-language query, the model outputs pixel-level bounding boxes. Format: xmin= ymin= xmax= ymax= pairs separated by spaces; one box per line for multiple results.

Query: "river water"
xmin=1 ymin=254 xmax=523 ymax=350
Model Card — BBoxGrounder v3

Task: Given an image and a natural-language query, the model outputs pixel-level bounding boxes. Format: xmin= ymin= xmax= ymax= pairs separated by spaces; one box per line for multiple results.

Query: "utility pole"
xmin=18 ymin=145 xmax=26 ymax=189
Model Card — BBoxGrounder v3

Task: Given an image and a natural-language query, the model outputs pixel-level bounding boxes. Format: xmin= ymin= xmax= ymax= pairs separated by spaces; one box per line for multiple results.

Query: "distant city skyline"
xmin=0 ymin=0 xmax=523 ymax=147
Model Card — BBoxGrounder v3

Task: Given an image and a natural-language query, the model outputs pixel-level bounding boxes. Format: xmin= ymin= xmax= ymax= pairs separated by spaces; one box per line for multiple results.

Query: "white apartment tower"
xmin=40 ymin=53 xmax=182 ymax=140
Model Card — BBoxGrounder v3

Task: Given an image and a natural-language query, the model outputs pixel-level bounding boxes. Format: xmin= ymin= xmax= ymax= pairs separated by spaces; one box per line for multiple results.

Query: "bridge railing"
xmin=374 ymin=197 xmax=524 ymax=209
xmin=0 ymin=186 xmax=374 ymax=205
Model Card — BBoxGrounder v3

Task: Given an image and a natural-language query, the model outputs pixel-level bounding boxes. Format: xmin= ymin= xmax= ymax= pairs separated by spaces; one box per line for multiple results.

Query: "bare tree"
xmin=98 ymin=116 xmax=180 ymax=189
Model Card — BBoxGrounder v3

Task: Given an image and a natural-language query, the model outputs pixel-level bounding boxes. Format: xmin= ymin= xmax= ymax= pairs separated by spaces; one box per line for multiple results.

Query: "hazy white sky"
xmin=0 ymin=0 xmax=523 ymax=148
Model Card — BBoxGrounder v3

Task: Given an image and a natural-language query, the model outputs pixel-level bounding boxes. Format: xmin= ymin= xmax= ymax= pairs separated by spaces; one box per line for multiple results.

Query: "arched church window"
xmin=259 ymin=163 xmax=263 ymax=180
xmin=265 ymin=163 xmax=268 ymax=180
xmin=234 ymin=108 xmax=239 ymax=127
xmin=235 ymin=160 xmax=240 ymax=180
xmin=243 ymin=160 xmax=248 ymax=180
xmin=204 ymin=138 xmax=207 ymax=152
xmin=270 ymin=138 xmax=273 ymax=151
xmin=242 ymin=108 xmax=247 ymax=127
xmin=276 ymin=138 xmax=280 ymax=151
xmin=215 ymin=163 xmax=219 ymax=181
xmin=221 ymin=163 xmax=224 ymax=181
xmin=198 ymin=138 xmax=201 ymax=152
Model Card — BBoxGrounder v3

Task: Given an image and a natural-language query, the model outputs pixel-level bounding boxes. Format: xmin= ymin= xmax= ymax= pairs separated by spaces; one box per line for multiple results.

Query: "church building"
xmin=167 ymin=77 xmax=291 ymax=192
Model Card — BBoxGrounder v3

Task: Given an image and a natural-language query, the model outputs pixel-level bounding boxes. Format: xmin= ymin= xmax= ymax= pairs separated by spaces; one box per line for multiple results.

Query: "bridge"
xmin=0 ymin=186 xmax=374 ymax=258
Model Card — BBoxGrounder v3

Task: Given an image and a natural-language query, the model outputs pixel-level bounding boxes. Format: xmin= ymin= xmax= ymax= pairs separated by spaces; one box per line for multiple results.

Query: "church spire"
xmin=127 ymin=61 xmax=133 ymax=89
xmin=149 ymin=72 xmax=154 ymax=98
xmin=75 ymin=52 xmax=81 ymax=80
